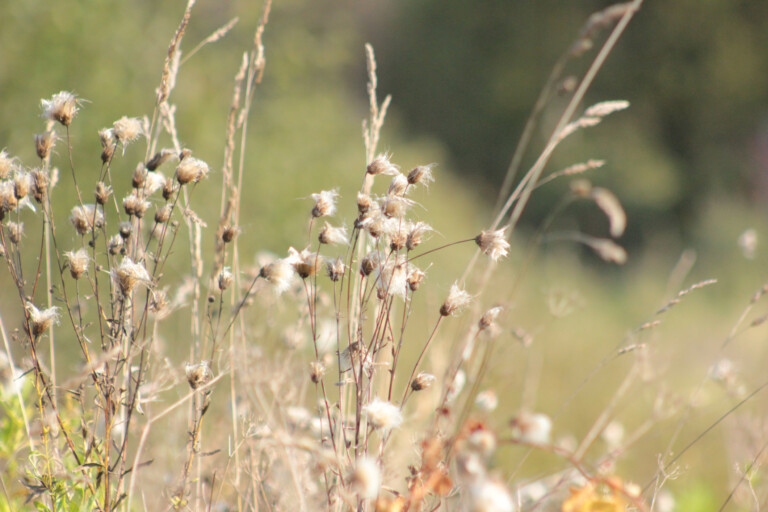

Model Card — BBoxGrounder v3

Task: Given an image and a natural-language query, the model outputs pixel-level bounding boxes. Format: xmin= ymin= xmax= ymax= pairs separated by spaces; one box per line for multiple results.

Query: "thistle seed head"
xmin=95 ymin=181 xmax=112 ymax=205
xmin=65 ymin=248 xmax=90 ymax=279
xmin=318 ymin=222 xmax=348 ymax=246
xmin=175 ymin=156 xmax=210 ymax=185
xmin=310 ymin=189 xmax=339 ymax=218
xmin=475 ymin=227 xmax=510 ymax=262
xmin=411 ymin=372 xmax=436 ymax=391
xmin=112 ymin=116 xmax=144 ymax=145
xmin=440 ymin=283 xmax=472 ymax=317
xmin=26 ymin=302 xmax=60 ymax=339
xmin=325 ymin=257 xmax=346 ymax=282
xmin=70 ymin=204 xmax=104 ymax=235
xmin=366 ymin=153 xmax=399 ymax=176
xmin=407 ymin=164 xmax=435 ymax=187
xmin=34 ymin=131 xmax=57 ymax=160
xmin=41 ymin=91 xmax=80 ymax=126
xmin=185 ymin=361 xmax=213 ymax=390
xmin=112 ymin=257 xmax=153 ymax=296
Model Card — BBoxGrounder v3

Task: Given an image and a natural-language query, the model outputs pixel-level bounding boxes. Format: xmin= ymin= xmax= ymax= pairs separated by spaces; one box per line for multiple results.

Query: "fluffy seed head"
xmin=13 ymin=171 xmax=30 ymax=200
xmin=34 ymin=131 xmax=57 ymax=160
xmin=326 ymin=257 xmax=346 ymax=282
xmin=388 ymin=173 xmax=409 ymax=196
xmin=217 ymin=267 xmax=233 ymax=291
xmin=162 ymin=177 xmax=176 ymax=199
xmin=6 ymin=221 xmax=23 ymax=245
xmin=318 ymin=223 xmax=348 ymax=245
xmin=30 ymin=168 xmax=49 ymax=203
xmin=366 ymin=153 xmax=399 ymax=176
xmin=407 ymin=221 xmax=432 ymax=251
xmin=70 ymin=204 xmax=104 ymax=235
xmin=123 ymin=193 xmax=150 ymax=218
xmin=407 ymin=164 xmax=435 ymax=186
xmin=467 ymin=479 xmax=515 ymax=512
xmin=287 ymin=247 xmax=322 ymax=279
xmin=108 ymin=235 xmax=123 ymax=255
xmin=221 ymin=225 xmax=239 ymax=244
xmin=311 ymin=189 xmax=339 ymax=218
xmin=350 ymin=457 xmax=381 ymax=500
xmin=41 ymin=91 xmax=79 ymax=126
xmin=475 ymin=227 xmax=510 ymax=261
xmin=510 ymin=411 xmax=552 ymax=445
xmin=99 ymin=128 xmax=116 ymax=162
xmin=26 ymin=302 xmax=59 ymax=338
xmin=380 ymin=195 xmax=413 ymax=218
xmin=0 ymin=182 xmax=18 ymax=216
xmin=475 ymin=390 xmax=499 ymax=412
xmin=440 ymin=283 xmax=473 ymax=317
xmin=185 ymin=361 xmax=213 ymax=390
xmin=478 ymin=306 xmax=503 ymax=332
xmin=310 ymin=361 xmax=326 ymax=384
xmin=376 ymin=256 xmax=409 ymax=299
xmin=154 ymin=204 xmax=172 ymax=224
xmin=176 ymin=156 xmax=210 ymax=185
xmin=119 ymin=221 xmax=132 ymax=239
xmin=363 ymin=397 xmax=403 ymax=431
xmin=411 ymin=372 xmax=436 ymax=391
xmin=112 ymin=116 xmax=144 ymax=144
xmin=259 ymin=259 xmax=295 ymax=294
xmin=144 ymin=171 xmax=167 ymax=195
xmin=94 ymin=181 xmax=112 ymax=205
xmin=65 ymin=248 xmax=89 ymax=279
xmin=0 ymin=151 xmax=14 ymax=179
xmin=406 ymin=266 xmax=426 ymax=291
xmin=357 ymin=192 xmax=372 ymax=213
xmin=112 ymin=257 xmax=153 ymax=296
xmin=360 ymin=251 xmax=381 ymax=276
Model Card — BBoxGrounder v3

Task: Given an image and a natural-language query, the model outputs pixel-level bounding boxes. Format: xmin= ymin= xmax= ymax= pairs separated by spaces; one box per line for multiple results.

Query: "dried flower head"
xmin=146 ymin=148 xmax=177 ymax=171
xmin=99 ymin=128 xmax=116 ymax=163
xmin=0 ymin=150 xmax=14 ymax=179
xmin=13 ymin=172 xmax=30 ymax=200
xmin=363 ymin=397 xmax=403 ymax=431
xmin=259 ymin=259 xmax=295 ymax=294
xmin=112 ymin=257 xmax=153 ymax=296
xmin=185 ymin=361 xmax=213 ymax=390
xmin=154 ymin=204 xmax=172 ymax=224
xmin=407 ymin=221 xmax=433 ymax=251
xmin=386 ymin=219 xmax=410 ymax=251
xmin=95 ymin=181 xmax=112 ymax=205
xmin=475 ymin=390 xmax=498 ymax=412
xmin=388 ymin=173 xmax=409 ymax=196
xmin=310 ymin=361 xmax=326 ymax=384
xmin=310 ymin=189 xmax=339 ymax=218
xmin=221 ymin=225 xmax=240 ymax=244
xmin=162 ymin=177 xmax=176 ymax=199
xmin=0 ymin=182 xmax=18 ymax=216
xmin=176 ymin=156 xmax=210 ymax=185
xmin=360 ymin=251 xmax=381 ymax=277
xmin=34 ymin=131 xmax=57 ymax=160
xmin=123 ymin=193 xmax=150 ymax=218
xmin=143 ymin=171 xmax=167 ymax=195
xmin=406 ymin=266 xmax=426 ymax=291
xmin=25 ymin=302 xmax=59 ymax=338
xmin=466 ymin=479 xmax=515 ymax=512
xmin=326 ymin=257 xmax=346 ymax=282
xmin=376 ymin=255 xmax=409 ymax=299
xmin=108 ymin=234 xmax=123 ymax=256
xmin=112 ymin=116 xmax=144 ymax=144
xmin=6 ymin=221 xmax=23 ymax=245
xmin=407 ymin=164 xmax=435 ymax=186
xmin=70 ymin=204 xmax=104 ymax=235
xmin=475 ymin=227 xmax=510 ymax=261
xmin=65 ymin=248 xmax=89 ymax=279
xmin=132 ymin=164 xmax=147 ymax=189
xmin=357 ymin=192 xmax=373 ymax=213
xmin=350 ymin=457 xmax=381 ymax=500
xmin=478 ymin=306 xmax=503 ymax=332
xmin=318 ymin=222 xmax=348 ymax=245
xmin=440 ymin=283 xmax=472 ymax=316
xmin=217 ymin=267 xmax=233 ymax=291
xmin=284 ymin=246 xmax=321 ymax=279
xmin=366 ymin=153 xmax=399 ymax=176
xmin=411 ymin=372 xmax=436 ymax=391
xmin=119 ymin=221 xmax=132 ymax=239
xmin=510 ymin=411 xmax=552 ymax=445
xmin=41 ymin=91 xmax=80 ymax=126
xmin=30 ymin=168 xmax=49 ymax=203
xmin=380 ymin=195 xmax=414 ymax=218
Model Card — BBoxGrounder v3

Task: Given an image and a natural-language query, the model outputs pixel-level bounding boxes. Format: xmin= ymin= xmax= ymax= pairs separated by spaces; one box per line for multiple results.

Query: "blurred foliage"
xmin=369 ymin=0 xmax=768 ymax=249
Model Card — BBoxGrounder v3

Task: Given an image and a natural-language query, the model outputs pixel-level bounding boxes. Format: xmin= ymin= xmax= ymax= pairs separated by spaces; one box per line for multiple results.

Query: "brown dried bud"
xmin=357 ymin=192 xmax=372 ymax=214
xmin=176 ymin=157 xmax=210 ymax=185
xmin=14 ymin=172 xmax=30 ymax=200
xmin=95 ymin=181 xmax=112 ymax=205
xmin=26 ymin=302 xmax=59 ymax=338
xmin=35 ymin=131 xmax=57 ymax=160
xmin=406 ymin=267 xmax=425 ymax=292
xmin=326 ymin=257 xmax=346 ymax=282
xmin=407 ymin=164 xmax=435 ymax=186
xmin=221 ymin=225 xmax=239 ymax=244
xmin=217 ymin=268 xmax=233 ymax=291
xmin=30 ymin=168 xmax=49 ymax=203
xmin=119 ymin=221 xmax=132 ymax=239
xmin=162 ymin=178 xmax=176 ymax=200
xmin=366 ymin=153 xmax=399 ymax=176
xmin=440 ymin=283 xmax=472 ymax=317
xmin=360 ymin=252 xmax=380 ymax=277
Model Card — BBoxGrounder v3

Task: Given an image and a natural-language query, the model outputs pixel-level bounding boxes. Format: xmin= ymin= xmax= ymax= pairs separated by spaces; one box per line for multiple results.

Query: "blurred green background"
xmin=2 ymin=0 xmax=768 ymax=509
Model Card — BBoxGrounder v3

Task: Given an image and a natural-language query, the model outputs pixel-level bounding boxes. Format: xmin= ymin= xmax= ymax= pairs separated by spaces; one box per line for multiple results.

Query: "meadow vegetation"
xmin=2 ymin=1 xmax=768 ymax=511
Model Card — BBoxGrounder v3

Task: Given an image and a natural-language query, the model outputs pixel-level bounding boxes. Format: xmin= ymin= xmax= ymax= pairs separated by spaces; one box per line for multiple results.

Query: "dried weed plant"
xmin=3 ymin=1 xmax=768 ymax=511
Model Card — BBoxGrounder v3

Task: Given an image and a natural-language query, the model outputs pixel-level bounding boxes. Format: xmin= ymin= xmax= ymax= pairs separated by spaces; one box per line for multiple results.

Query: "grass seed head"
xmin=41 ymin=91 xmax=80 ymax=126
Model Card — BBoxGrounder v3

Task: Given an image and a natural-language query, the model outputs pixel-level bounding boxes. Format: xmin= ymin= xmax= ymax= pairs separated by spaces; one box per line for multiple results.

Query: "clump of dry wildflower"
xmin=259 ymin=259 xmax=295 ymax=294
xmin=25 ymin=302 xmax=59 ymax=338
xmin=34 ymin=131 xmax=57 ymax=160
xmin=411 ymin=372 xmax=436 ymax=391
xmin=318 ymin=222 xmax=348 ymax=245
xmin=41 ymin=91 xmax=80 ymax=126
xmin=185 ymin=361 xmax=213 ymax=390
xmin=366 ymin=153 xmax=399 ymax=176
